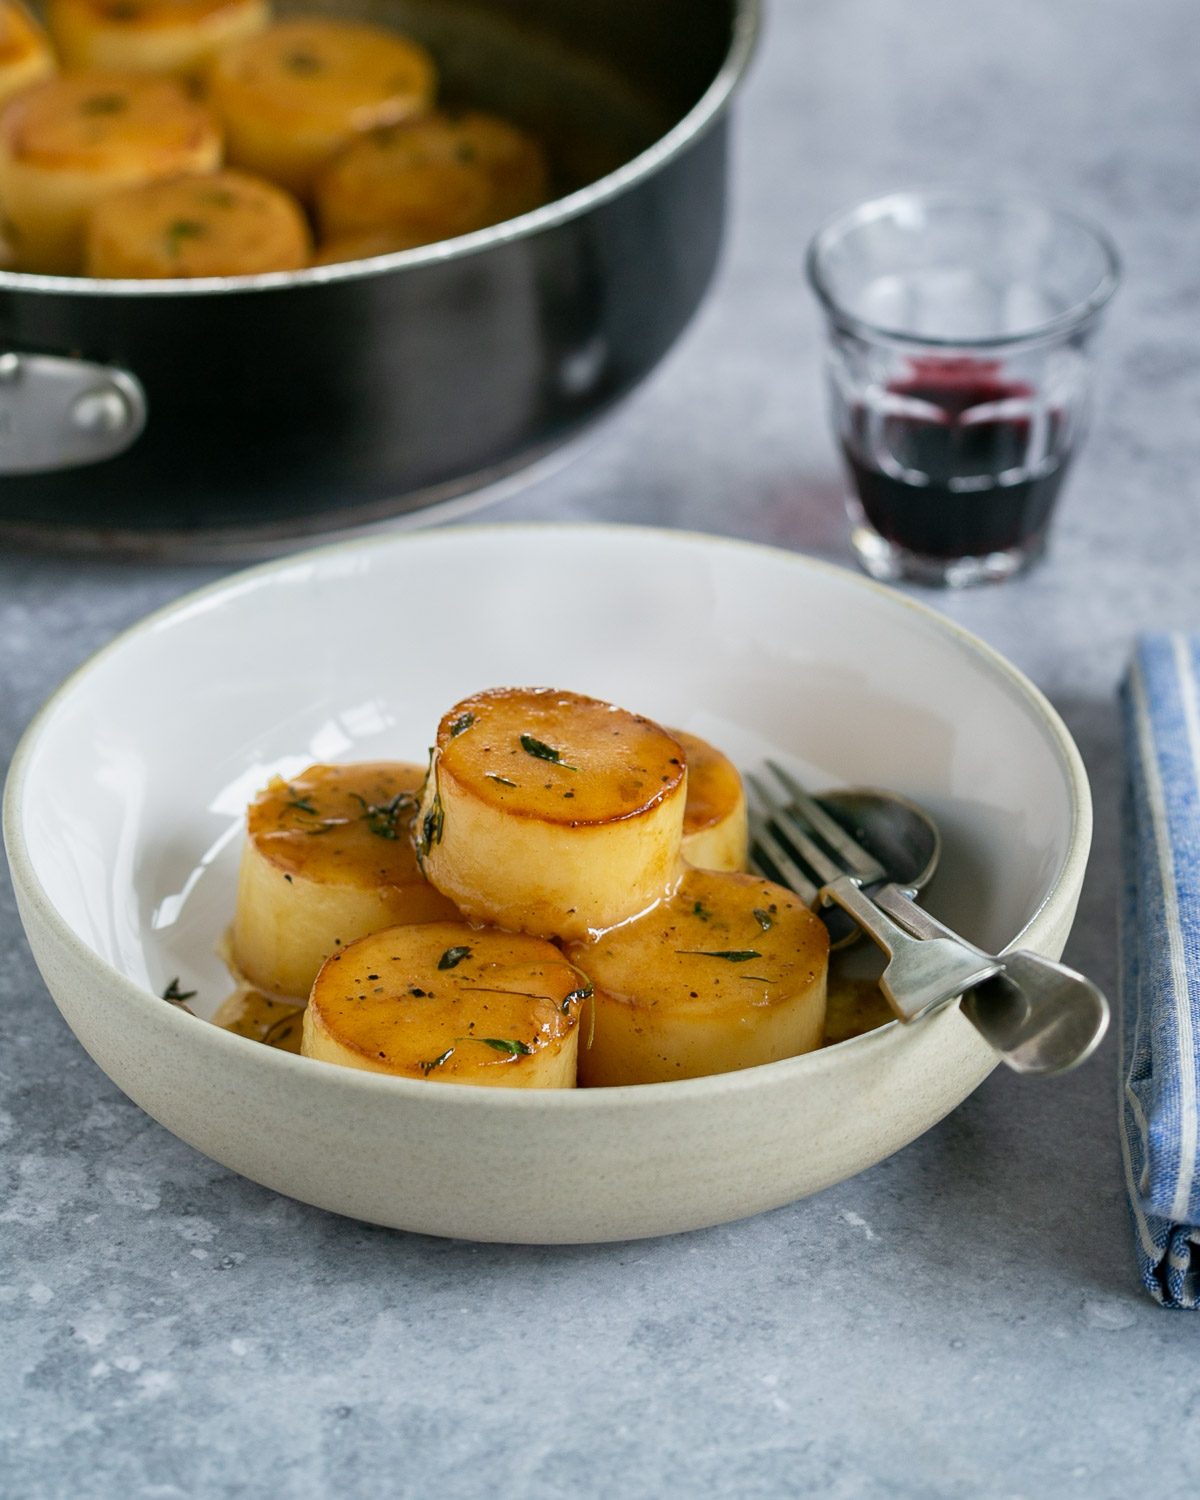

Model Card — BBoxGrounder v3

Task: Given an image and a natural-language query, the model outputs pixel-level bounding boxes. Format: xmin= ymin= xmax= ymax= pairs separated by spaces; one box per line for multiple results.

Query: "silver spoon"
xmin=754 ymin=769 xmax=1110 ymax=1076
xmin=811 ymin=787 xmax=940 ymax=949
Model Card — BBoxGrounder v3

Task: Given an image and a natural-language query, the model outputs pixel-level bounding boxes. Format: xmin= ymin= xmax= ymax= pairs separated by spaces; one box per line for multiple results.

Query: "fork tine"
xmin=765 ymin=761 xmax=888 ymax=885
xmin=745 ymin=771 xmax=844 ymax=892
xmin=747 ymin=814 xmax=821 ymax=907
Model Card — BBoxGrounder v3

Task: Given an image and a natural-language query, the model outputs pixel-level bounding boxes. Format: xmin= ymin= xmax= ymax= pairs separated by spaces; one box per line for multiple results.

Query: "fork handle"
xmin=872 ymin=884 xmax=1110 ymax=1074
xmin=820 ymin=876 xmax=1001 ymax=1022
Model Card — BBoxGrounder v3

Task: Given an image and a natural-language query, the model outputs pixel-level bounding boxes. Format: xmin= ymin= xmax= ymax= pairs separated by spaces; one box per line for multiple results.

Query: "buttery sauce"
xmin=822 ymin=973 xmax=894 ymax=1046
xmin=212 ymin=987 xmax=304 ymax=1054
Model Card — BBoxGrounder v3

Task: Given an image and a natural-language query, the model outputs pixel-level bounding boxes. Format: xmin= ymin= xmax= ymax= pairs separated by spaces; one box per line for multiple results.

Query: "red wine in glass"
xmin=842 ymin=359 xmax=1070 ymax=561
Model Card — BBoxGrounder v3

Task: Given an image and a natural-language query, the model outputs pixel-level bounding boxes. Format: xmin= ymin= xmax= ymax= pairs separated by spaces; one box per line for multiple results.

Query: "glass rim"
xmin=805 ymin=190 xmax=1122 ymax=351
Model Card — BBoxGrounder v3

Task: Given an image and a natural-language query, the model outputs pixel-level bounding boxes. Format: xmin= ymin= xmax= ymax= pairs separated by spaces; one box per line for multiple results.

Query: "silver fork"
xmin=748 ymin=763 xmax=1110 ymax=1075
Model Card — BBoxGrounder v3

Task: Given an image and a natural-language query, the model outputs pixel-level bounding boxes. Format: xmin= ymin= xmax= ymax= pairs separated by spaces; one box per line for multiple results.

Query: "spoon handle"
xmin=872 ymin=885 xmax=1110 ymax=1074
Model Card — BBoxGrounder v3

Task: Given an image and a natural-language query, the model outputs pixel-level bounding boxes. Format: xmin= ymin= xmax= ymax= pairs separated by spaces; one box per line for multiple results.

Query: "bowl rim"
xmin=3 ymin=520 xmax=1092 ymax=1108
xmin=0 ymin=0 xmax=763 ymax=300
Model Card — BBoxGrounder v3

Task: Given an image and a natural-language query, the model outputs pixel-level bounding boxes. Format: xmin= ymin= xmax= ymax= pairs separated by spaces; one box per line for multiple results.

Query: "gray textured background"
xmin=4 ymin=1 xmax=1200 ymax=1496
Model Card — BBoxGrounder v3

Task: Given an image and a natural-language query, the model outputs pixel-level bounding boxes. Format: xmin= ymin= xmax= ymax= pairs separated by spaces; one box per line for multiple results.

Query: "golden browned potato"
xmin=206 ymin=17 xmax=435 ymax=198
xmin=85 ymin=166 xmax=309 ymax=276
xmin=414 ymin=688 xmax=688 ymax=943
xmin=315 ymin=109 xmax=547 ymax=247
xmin=232 ymin=761 xmax=460 ymax=1000
xmin=672 ymin=729 xmax=748 ymax=873
xmin=47 ymin=0 xmax=268 ymax=80
xmin=302 ymin=921 xmax=590 ymax=1086
xmin=567 ymin=867 xmax=828 ymax=1086
xmin=0 ymin=1 xmax=55 ymax=109
xmin=0 ymin=72 xmax=221 ymax=272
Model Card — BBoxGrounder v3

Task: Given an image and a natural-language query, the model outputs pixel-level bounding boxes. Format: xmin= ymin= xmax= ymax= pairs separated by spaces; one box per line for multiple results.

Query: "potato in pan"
xmin=315 ymin=110 xmax=548 ymax=249
xmin=206 ymin=17 xmax=436 ymax=198
xmin=0 ymin=70 xmax=221 ymax=272
xmin=0 ymin=0 xmax=55 ymax=109
xmin=85 ymin=165 xmax=309 ymax=276
xmin=47 ymin=0 xmax=269 ymax=80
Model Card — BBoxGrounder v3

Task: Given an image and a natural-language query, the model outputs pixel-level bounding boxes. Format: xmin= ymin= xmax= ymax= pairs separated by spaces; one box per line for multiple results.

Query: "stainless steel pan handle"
xmin=0 ymin=352 xmax=146 ymax=473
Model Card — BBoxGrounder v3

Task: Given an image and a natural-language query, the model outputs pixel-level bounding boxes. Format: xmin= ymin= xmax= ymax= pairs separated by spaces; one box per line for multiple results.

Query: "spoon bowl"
xmin=817 ymin=787 xmax=941 ymax=894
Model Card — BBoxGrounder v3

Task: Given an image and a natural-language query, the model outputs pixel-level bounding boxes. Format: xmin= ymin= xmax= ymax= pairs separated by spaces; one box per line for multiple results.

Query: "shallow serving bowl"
xmin=4 ymin=524 xmax=1091 ymax=1242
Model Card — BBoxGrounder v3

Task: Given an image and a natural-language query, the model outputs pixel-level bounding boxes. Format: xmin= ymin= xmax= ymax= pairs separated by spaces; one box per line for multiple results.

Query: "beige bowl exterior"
xmin=3 ymin=525 xmax=1091 ymax=1244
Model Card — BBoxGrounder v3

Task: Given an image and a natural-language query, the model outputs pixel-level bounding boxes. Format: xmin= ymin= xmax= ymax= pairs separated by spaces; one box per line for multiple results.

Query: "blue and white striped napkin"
xmin=1120 ymin=634 xmax=1200 ymax=1308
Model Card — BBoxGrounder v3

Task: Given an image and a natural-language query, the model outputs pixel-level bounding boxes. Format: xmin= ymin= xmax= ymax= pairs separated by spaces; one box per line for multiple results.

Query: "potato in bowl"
xmin=2 ymin=525 xmax=1091 ymax=1242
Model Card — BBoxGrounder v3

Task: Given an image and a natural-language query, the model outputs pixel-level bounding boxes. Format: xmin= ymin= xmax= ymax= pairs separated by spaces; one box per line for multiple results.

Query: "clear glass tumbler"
xmin=806 ymin=193 xmax=1120 ymax=587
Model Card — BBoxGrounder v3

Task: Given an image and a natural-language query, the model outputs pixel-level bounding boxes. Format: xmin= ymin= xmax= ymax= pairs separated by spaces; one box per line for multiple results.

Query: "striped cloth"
xmin=1120 ymin=634 xmax=1200 ymax=1308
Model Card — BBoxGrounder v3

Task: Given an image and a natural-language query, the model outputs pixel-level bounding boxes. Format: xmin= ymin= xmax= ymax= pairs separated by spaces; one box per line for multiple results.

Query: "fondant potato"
xmin=47 ymin=0 xmax=269 ymax=80
xmin=568 ymin=867 xmax=828 ymax=1086
xmin=303 ymin=921 xmax=590 ymax=1086
xmin=315 ymin=109 xmax=546 ymax=247
xmin=0 ymin=71 xmax=221 ymax=272
xmin=414 ymin=688 xmax=687 ymax=943
xmin=673 ymin=728 xmax=748 ymax=873
xmin=206 ymin=17 xmax=435 ymax=197
xmin=232 ymin=761 xmax=459 ymax=1000
xmin=85 ymin=166 xmax=309 ymax=277
xmin=0 ymin=1 xmax=55 ymax=109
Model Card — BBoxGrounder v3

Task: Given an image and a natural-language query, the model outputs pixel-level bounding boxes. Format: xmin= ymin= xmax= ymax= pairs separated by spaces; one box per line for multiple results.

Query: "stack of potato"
xmin=0 ymin=0 xmax=547 ymax=276
xmin=225 ymin=686 xmax=830 ymax=1090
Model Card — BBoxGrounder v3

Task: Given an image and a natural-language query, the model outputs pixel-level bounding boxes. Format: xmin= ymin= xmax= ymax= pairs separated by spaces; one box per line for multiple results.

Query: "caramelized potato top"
xmin=672 ymin=729 xmax=744 ymax=838
xmin=52 ymin=0 xmax=262 ymax=30
xmin=316 ymin=109 xmax=547 ymax=241
xmin=207 ymin=17 xmax=435 ymax=134
xmin=568 ymin=868 xmax=828 ymax=1018
xmin=86 ymin=166 xmax=309 ymax=276
xmin=434 ymin=687 xmax=687 ymax=828
xmin=309 ymin=921 xmax=588 ymax=1080
xmin=0 ymin=71 xmax=220 ymax=169
xmin=247 ymin=762 xmax=432 ymax=887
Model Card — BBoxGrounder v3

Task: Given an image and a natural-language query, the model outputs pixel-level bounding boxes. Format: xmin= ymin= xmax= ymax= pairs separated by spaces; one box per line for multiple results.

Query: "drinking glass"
xmin=806 ymin=193 xmax=1120 ymax=587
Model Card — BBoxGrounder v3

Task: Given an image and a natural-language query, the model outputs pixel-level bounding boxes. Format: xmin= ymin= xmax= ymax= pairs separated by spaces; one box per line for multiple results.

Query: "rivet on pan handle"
xmin=0 ymin=352 xmax=147 ymax=473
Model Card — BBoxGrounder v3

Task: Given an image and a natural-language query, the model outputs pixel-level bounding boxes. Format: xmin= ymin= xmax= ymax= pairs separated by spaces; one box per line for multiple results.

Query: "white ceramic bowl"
xmin=4 ymin=525 xmax=1091 ymax=1243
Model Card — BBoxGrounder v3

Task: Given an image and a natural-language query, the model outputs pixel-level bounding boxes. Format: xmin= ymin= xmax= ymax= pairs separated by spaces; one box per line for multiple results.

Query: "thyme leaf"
xmin=474 ymin=1037 xmax=532 ymax=1056
xmin=485 ymin=773 xmax=517 ymax=788
xmin=437 ymin=945 xmax=472 ymax=971
xmin=81 ymin=92 xmax=127 ymax=115
xmin=164 ymin=219 xmax=205 ymax=257
xmin=350 ymin=790 xmax=414 ymax=841
xmin=519 ymin=734 xmax=577 ymax=771
xmin=561 ymin=983 xmax=593 ymax=1014
xmin=675 ymin=949 xmax=763 ymax=963
xmin=162 ymin=977 xmax=196 ymax=1003
xmin=261 ymin=1011 xmax=302 ymax=1047
xmin=419 ymin=1047 xmax=455 ymax=1077
xmin=418 ymin=786 xmax=444 ymax=855
xmin=752 ymin=908 xmax=774 ymax=931
xmin=448 ymin=712 xmax=475 ymax=738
